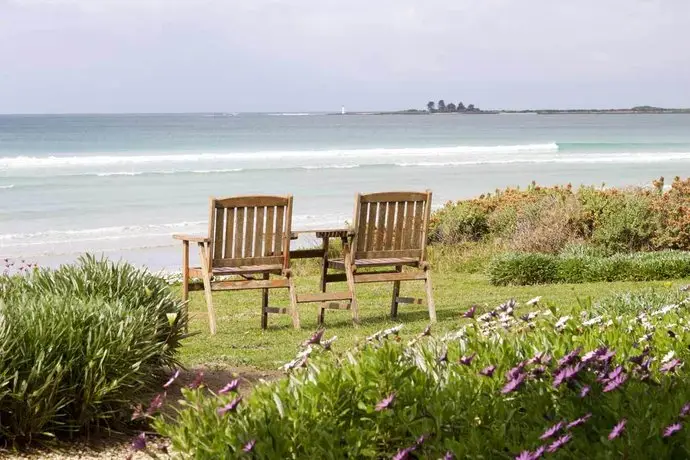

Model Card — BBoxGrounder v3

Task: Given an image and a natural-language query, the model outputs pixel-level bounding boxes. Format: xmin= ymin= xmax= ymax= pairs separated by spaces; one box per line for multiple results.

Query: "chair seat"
xmin=328 ymin=257 xmax=419 ymax=269
xmin=189 ymin=264 xmax=283 ymax=277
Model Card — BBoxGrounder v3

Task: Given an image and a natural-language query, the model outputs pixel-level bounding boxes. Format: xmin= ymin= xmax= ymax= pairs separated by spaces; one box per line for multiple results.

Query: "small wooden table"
xmin=289 ymin=228 xmax=357 ymax=324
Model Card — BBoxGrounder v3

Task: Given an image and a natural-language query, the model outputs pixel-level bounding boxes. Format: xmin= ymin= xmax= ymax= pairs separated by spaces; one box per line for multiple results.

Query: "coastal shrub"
xmin=429 ymin=201 xmax=489 ymax=243
xmin=0 ymin=255 xmax=187 ymax=442
xmin=488 ymin=251 xmax=690 ymax=286
xmin=488 ymin=252 xmax=559 ymax=286
xmin=152 ymin=292 xmax=690 ymax=458
xmin=430 ymin=177 xmax=690 ymax=254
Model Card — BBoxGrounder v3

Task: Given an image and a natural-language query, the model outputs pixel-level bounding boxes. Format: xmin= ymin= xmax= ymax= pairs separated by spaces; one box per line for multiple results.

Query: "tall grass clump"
xmin=0 ymin=255 xmax=187 ymax=442
xmin=489 ymin=251 xmax=690 ymax=286
xmin=152 ymin=292 xmax=690 ymax=458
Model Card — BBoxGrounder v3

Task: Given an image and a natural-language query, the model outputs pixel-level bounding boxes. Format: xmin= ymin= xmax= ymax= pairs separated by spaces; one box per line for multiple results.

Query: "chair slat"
xmin=356 ymin=202 xmax=368 ymax=252
xmin=412 ymin=201 xmax=424 ymax=249
xmin=254 ymin=206 xmax=265 ymax=257
xmin=224 ymin=207 xmax=235 ymax=259
xmin=245 ymin=207 xmax=255 ymax=257
xmin=234 ymin=207 xmax=245 ymax=258
xmin=274 ymin=206 xmax=284 ymax=255
xmin=394 ymin=202 xmax=405 ymax=250
xmin=375 ymin=201 xmax=387 ymax=250
xmin=264 ymin=206 xmax=275 ymax=256
xmin=365 ymin=201 xmax=377 ymax=251
xmin=384 ymin=202 xmax=395 ymax=249
xmin=402 ymin=201 xmax=414 ymax=249
xmin=213 ymin=208 xmax=225 ymax=260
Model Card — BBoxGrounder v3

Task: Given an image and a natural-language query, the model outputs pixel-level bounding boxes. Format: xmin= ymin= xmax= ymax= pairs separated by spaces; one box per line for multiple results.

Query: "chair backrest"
xmin=351 ymin=191 xmax=432 ymax=261
xmin=208 ymin=195 xmax=293 ymax=269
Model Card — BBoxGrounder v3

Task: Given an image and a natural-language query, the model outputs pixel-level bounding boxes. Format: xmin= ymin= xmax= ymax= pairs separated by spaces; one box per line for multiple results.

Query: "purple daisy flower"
xmin=507 ymin=361 xmax=527 ymax=380
xmin=462 ymin=305 xmax=477 ymax=318
xmin=438 ymin=348 xmax=449 ymax=363
xmin=375 ymin=393 xmax=396 ymax=411
xmin=188 ymin=371 xmax=204 ymax=389
xmin=442 ymin=451 xmax=455 ymax=460
xmin=680 ymin=403 xmax=690 ymax=418
xmin=531 ymin=365 xmax=547 ymax=378
xmin=579 ymin=385 xmax=591 ymax=398
xmin=131 ymin=432 xmax=147 ymax=451
xmin=608 ymin=419 xmax=626 ymax=440
xmin=664 ymin=423 xmax=682 ymax=437
xmin=606 ymin=366 xmax=624 ymax=382
xmin=163 ymin=369 xmax=181 ymax=389
xmin=501 ymin=373 xmax=526 ymax=394
xmin=392 ymin=446 xmax=415 ymax=460
xmin=603 ymin=373 xmax=628 ymax=392
xmin=567 ymin=413 xmax=592 ymax=429
xmin=145 ymin=392 xmax=166 ymax=415
xmin=218 ymin=379 xmax=240 ymax=395
xmin=479 ymin=365 xmax=496 ymax=377
xmin=557 ymin=348 xmax=582 ymax=368
xmin=528 ymin=352 xmax=551 ymax=366
xmin=539 ymin=421 xmax=564 ymax=440
xmin=131 ymin=404 xmax=144 ymax=421
xmin=660 ymin=359 xmax=682 ymax=373
xmin=531 ymin=446 xmax=545 ymax=459
xmin=243 ymin=439 xmax=256 ymax=452
xmin=515 ymin=451 xmax=532 ymax=460
xmin=597 ymin=349 xmax=616 ymax=363
xmin=217 ymin=396 xmax=242 ymax=416
xmin=302 ymin=328 xmax=325 ymax=346
xmin=459 ymin=353 xmax=476 ymax=366
xmin=546 ymin=434 xmax=571 ymax=453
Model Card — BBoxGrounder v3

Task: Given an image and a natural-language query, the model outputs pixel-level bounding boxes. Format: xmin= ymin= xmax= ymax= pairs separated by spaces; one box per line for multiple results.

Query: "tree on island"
xmin=447 ymin=102 xmax=457 ymax=112
xmin=425 ymin=100 xmax=481 ymax=113
xmin=457 ymin=102 xmax=466 ymax=112
xmin=437 ymin=100 xmax=446 ymax=112
xmin=467 ymin=103 xmax=475 ymax=112
xmin=427 ymin=101 xmax=436 ymax=112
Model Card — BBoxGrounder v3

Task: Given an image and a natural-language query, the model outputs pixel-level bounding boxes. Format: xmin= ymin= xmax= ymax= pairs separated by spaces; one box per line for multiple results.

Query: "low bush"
xmin=430 ymin=176 xmax=690 ymax=254
xmin=489 ymin=251 xmax=690 ymax=286
xmin=0 ymin=255 xmax=187 ymax=442
xmin=152 ymin=292 xmax=690 ymax=458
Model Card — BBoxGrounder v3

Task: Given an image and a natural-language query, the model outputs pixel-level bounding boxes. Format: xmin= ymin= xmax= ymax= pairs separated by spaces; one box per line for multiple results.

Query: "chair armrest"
xmin=173 ymin=234 xmax=211 ymax=243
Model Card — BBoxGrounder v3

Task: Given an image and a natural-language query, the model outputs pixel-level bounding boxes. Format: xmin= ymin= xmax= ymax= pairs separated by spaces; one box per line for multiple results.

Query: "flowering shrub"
xmin=489 ymin=251 xmax=690 ymax=286
xmin=152 ymin=291 xmax=690 ymax=458
xmin=430 ymin=176 xmax=690 ymax=253
xmin=0 ymin=255 xmax=187 ymax=442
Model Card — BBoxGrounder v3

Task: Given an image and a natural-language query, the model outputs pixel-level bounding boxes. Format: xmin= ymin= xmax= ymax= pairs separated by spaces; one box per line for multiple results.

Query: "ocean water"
xmin=2 ymin=113 xmax=690 ymax=270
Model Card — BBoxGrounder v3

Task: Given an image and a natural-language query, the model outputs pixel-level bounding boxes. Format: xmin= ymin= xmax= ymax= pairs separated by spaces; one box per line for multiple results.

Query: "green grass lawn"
xmin=177 ymin=268 xmax=690 ymax=370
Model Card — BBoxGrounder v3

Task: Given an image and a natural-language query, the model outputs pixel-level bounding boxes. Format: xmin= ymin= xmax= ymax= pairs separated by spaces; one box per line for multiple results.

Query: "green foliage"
xmin=488 ymin=252 xmax=559 ymax=286
xmin=429 ymin=202 xmax=490 ymax=244
xmin=154 ymin=292 xmax=690 ymax=458
xmin=489 ymin=251 xmax=690 ymax=286
xmin=0 ymin=255 xmax=187 ymax=442
xmin=430 ymin=177 xmax=690 ymax=254
xmin=591 ymin=194 xmax=655 ymax=253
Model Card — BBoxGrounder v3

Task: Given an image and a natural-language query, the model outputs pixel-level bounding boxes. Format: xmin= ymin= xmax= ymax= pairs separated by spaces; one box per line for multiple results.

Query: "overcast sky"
xmin=1 ymin=0 xmax=689 ymax=113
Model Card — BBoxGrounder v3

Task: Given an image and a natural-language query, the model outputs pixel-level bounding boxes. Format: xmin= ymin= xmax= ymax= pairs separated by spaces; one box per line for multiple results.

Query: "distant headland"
xmin=330 ymin=102 xmax=690 ymax=116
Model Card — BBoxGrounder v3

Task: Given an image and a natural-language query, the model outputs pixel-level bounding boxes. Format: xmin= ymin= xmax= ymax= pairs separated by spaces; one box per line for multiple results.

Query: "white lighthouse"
xmin=341 ymin=106 xmax=346 ymax=115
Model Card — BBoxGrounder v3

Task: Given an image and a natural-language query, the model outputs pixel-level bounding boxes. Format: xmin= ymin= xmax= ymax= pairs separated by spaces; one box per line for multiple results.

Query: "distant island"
xmin=331 ymin=103 xmax=690 ymax=116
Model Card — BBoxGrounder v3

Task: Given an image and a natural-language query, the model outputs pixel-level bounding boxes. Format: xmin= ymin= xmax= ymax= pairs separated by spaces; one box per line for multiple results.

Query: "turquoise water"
xmin=2 ymin=113 xmax=690 ymax=270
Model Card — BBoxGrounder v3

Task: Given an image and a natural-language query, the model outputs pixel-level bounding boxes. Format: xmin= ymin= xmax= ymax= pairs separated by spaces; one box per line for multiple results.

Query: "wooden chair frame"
xmin=322 ymin=191 xmax=436 ymax=323
xmin=174 ymin=195 xmax=300 ymax=334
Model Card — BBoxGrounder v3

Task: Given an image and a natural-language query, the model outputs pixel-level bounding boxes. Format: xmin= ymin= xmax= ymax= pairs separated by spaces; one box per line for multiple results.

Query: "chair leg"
xmin=198 ymin=242 xmax=217 ymax=335
xmin=261 ymin=272 xmax=269 ymax=330
xmin=424 ymin=268 xmax=436 ymax=323
xmin=287 ymin=275 xmax=301 ymax=329
xmin=390 ymin=265 xmax=402 ymax=319
xmin=345 ymin=262 xmax=359 ymax=325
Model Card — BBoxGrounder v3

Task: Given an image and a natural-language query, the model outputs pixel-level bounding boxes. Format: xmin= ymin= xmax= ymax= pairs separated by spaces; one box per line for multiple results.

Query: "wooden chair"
xmin=322 ymin=191 xmax=436 ymax=323
xmin=173 ymin=195 xmax=300 ymax=335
